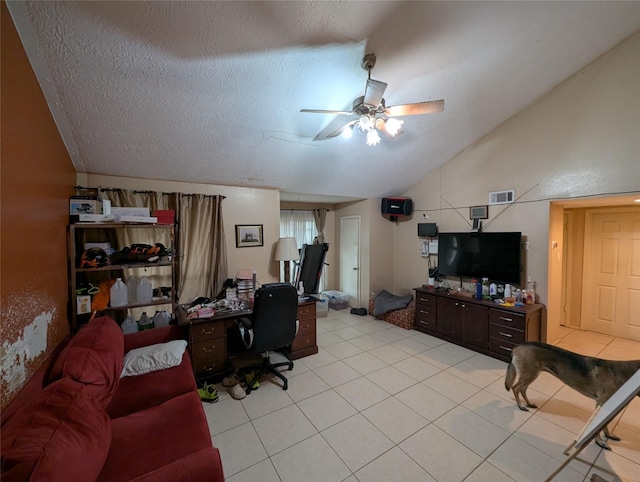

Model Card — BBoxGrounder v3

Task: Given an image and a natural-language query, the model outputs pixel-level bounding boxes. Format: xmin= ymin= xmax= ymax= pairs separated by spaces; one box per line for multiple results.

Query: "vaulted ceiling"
xmin=8 ymin=1 xmax=640 ymax=203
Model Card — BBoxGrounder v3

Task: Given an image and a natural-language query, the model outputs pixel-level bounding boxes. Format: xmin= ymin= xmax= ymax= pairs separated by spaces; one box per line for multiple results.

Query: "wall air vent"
xmin=489 ymin=189 xmax=515 ymax=205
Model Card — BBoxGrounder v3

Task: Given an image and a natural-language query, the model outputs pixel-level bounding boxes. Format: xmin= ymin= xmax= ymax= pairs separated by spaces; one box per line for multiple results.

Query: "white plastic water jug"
xmin=127 ymin=276 xmax=138 ymax=304
xmin=137 ymin=276 xmax=153 ymax=303
xmin=121 ymin=315 xmax=138 ymax=334
xmin=153 ymin=310 xmax=171 ymax=328
xmin=110 ymin=278 xmax=128 ymax=307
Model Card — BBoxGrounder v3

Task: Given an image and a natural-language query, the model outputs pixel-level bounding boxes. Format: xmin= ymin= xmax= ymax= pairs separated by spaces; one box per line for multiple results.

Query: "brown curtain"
xmin=101 ymin=188 xmax=226 ymax=304
xmin=312 ymin=208 xmax=327 ymax=244
xmin=178 ymin=194 xmax=226 ymax=303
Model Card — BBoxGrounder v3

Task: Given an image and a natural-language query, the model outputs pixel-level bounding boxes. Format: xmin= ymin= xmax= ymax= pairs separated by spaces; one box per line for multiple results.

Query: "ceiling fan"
xmin=301 ymin=54 xmax=444 ymax=146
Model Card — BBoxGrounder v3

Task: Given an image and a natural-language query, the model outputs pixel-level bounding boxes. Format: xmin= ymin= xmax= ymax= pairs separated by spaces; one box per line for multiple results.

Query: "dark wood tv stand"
xmin=414 ymin=287 xmax=545 ymax=362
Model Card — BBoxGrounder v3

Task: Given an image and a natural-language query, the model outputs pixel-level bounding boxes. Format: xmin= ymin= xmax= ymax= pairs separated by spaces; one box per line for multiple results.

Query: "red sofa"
xmin=1 ymin=316 xmax=224 ymax=482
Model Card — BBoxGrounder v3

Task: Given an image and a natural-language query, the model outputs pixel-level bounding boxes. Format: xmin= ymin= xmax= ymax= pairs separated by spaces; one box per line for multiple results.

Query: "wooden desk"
xmin=177 ymin=301 xmax=317 ymax=381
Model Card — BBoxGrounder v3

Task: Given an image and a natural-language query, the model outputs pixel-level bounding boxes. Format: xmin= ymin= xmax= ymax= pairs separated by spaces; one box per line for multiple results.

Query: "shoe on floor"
xmin=245 ymin=371 xmax=259 ymax=390
xmin=222 ymin=374 xmax=241 ymax=387
xmin=229 ymin=384 xmax=246 ymax=400
xmin=198 ymin=382 xmax=219 ymax=403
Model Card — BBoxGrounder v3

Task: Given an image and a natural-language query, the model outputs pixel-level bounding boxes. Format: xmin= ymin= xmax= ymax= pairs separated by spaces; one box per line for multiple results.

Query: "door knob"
xmin=353 ymin=267 xmax=358 ymax=270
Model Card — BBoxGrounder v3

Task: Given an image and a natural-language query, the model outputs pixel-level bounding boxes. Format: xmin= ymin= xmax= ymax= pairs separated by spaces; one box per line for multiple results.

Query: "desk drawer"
xmin=489 ymin=309 xmax=525 ymax=331
xmin=192 ymin=339 xmax=226 ymax=376
xmin=292 ymin=321 xmax=316 ymax=351
xmin=297 ymin=303 xmax=316 ymax=320
xmin=191 ymin=320 xmax=225 ymax=342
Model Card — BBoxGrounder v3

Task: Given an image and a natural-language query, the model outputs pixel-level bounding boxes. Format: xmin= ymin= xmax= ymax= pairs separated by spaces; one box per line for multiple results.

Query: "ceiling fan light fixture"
xmin=385 ymin=118 xmax=404 ymax=137
xmin=366 ymin=129 xmax=381 ymax=146
xmin=359 ymin=114 xmax=374 ymax=131
xmin=341 ymin=124 xmax=354 ymax=139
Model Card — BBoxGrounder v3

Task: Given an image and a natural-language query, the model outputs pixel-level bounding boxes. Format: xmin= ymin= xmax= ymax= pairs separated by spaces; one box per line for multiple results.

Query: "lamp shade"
xmin=274 ymin=237 xmax=299 ymax=261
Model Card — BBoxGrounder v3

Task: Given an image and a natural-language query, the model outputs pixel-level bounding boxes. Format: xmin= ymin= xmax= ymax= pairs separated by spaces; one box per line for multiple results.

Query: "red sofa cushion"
xmin=98 ymin=391 xmax=220 ymax=482
xmin=1 ymin=378 xmax=111 ymax=482
xmin=106 ymin=349 xmax=197 ymax=419
xmin=45 ymin=316 xmax=124 ymax=407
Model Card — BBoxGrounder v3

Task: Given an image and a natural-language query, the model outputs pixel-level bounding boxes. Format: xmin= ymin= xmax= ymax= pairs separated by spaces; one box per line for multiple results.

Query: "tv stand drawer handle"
xmin=499 ymin=316 xmax=513 ymax=322
xmin=499 ymin=332 xmax=512 ymax=338
xmin=419 ymin=297 xmax=430 ymax=302
xmin=201 ymin=328 xmax=215 ymax=335
xmin=499 ymin=346 xmax=512 ymax=352
xmin=419 ymin=309 xmax=430 ymax=315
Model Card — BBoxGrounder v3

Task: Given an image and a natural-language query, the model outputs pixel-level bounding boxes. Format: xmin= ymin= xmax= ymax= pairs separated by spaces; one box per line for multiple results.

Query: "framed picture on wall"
xmin=235 ymin=224 xmax=264 ymax=248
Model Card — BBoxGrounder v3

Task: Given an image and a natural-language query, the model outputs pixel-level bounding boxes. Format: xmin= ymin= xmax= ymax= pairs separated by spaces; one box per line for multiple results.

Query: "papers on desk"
xmin=186 ymin=299 xmax=250 ymax=319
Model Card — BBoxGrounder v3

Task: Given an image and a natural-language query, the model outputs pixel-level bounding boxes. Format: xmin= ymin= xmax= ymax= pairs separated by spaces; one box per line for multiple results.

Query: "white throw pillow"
xmin=121 ymin=340 xmax=188 ymax=377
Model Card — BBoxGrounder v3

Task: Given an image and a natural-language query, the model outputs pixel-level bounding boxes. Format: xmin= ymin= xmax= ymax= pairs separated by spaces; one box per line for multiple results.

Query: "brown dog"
xmin=505 ymin=341 xmax=640 ymax=449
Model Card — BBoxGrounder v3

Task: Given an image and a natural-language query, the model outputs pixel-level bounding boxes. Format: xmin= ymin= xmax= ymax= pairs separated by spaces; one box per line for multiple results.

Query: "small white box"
xmin=111 ymin=207 xmax=150 ymax=218
xmin=77 ymin=295 xmax=91 ymax=315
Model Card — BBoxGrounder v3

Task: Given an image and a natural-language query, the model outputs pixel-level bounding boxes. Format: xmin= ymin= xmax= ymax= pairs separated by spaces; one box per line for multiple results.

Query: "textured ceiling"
xmin=8 ymin=1 xmax=640 ymax=203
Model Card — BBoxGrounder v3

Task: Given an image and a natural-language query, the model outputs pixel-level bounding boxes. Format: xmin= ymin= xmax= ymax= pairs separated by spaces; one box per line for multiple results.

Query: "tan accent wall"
xmin=1 ymin=1 xmax=76 ymax=409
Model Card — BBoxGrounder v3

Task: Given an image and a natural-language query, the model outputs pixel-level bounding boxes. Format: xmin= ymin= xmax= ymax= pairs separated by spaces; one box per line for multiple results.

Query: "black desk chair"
xmin=237 ymin=283 xmax=298 ymax=394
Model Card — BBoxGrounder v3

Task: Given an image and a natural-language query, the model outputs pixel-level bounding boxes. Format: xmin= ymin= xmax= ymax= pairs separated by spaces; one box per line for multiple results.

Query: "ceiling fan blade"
xmin=363 ymin=79 xmax=387 ymax=107
xmin=326 ymin=120 xmax=358 ymax=138
xmin=301 ymin=108 xmax=355 ymax=115
xmin=384 ymin=100 xmax=444 ymax=117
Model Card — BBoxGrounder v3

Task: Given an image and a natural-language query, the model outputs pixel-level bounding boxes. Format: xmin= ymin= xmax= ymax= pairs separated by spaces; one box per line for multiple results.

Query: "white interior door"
xmin=340 ymin=216 xmax=360 ymax=308
xmin=583 ymin=208 xmax=640 ymax=340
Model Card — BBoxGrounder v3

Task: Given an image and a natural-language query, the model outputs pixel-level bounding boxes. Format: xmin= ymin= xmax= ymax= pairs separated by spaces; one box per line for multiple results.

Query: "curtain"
xmin=178 ymin=194 xmax=227 ymax=303
xmin=312 ymin=209 xmax=327 ymax=244
xmin=101 ymin=188 xmax=226 ymax=305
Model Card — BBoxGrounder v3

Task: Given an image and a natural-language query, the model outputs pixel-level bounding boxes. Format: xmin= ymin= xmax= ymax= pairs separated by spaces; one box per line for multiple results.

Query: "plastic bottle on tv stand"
xmin=481 ymin=278 xmax=490 ymax=299
xmin=474 ymin=279 xmax=482 ymax=299
xmin=110 ymin=278 xmax=128 ymax=307
xmin=489 ymin=282 xmax=497 ymax=299
xmin=526 ymin=277 xmax=535 ymax=304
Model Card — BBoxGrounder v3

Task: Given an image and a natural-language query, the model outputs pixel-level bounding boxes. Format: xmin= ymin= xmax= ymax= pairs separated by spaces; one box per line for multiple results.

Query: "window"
xmin=280 ymin=210 xmax=326 ymax=292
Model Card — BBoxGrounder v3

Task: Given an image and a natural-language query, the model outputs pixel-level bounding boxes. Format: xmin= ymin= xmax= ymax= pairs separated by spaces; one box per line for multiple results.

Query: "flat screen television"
xmin=437 ymin=232 xmax=522 ymax=285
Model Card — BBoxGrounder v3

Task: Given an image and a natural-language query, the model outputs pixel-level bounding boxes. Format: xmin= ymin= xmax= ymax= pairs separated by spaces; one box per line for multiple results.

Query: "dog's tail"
xmin=505 ymin=361 xmax=516 ymax=391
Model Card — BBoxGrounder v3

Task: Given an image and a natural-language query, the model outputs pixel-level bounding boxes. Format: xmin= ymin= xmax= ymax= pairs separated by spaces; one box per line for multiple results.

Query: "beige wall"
xmin=81 ymin=174 xmax=282 ymax=288
xmin=394 ymin=30 xmax=640 ymax=342
xmin=334 ymin=198 xmax=394 ymax=306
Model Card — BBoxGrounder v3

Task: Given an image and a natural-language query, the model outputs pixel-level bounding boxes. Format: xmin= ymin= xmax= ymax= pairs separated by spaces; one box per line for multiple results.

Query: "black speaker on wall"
xmin=381 ymin=197 xmax=413 ymax=217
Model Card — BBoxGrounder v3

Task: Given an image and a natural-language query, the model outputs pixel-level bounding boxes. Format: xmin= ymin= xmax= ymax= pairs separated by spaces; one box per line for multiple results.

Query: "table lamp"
xmin=275 ymin=237 xmax=299 ymax=284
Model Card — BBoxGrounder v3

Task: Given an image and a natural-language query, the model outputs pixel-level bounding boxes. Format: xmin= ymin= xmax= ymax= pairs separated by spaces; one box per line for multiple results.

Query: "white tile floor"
xmin=203 ymin=310 xmax=640 ymax=482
